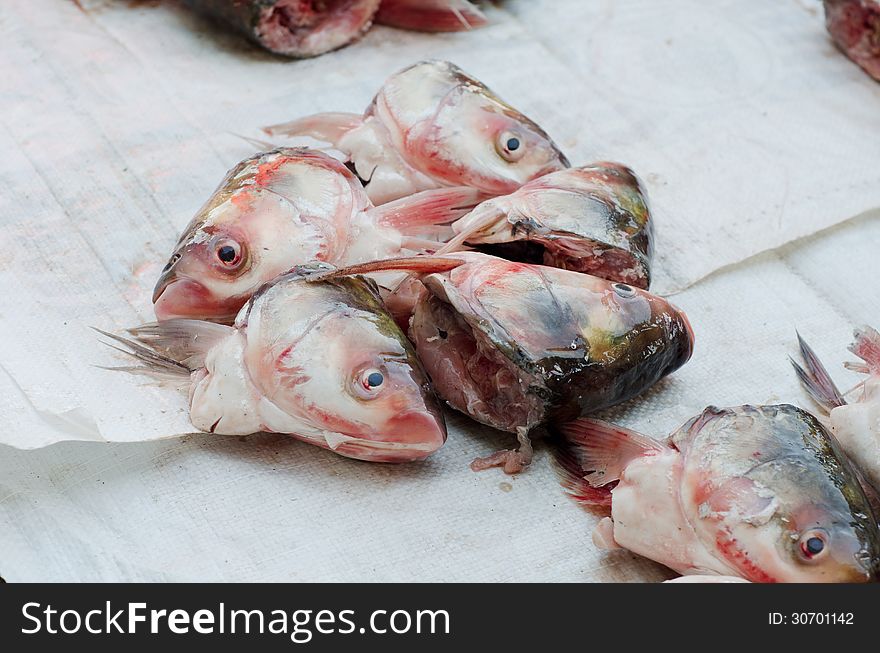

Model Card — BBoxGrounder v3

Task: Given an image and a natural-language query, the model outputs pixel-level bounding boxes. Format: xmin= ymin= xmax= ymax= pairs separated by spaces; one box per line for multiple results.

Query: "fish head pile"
xmin=372 ymin=60 xmax=570 ymax=195
xmin=445 ymin=163 xmax=655 ymax=288
xmin=153 ymin=148 xmax=368 ymax=322
xmin=673 ymin=404 xmax=880 ymax=582
xmin=409 ymin=252 xmax=693 ymax=432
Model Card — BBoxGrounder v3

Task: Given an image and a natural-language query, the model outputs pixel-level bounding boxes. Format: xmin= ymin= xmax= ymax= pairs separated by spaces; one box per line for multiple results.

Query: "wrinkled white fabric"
xmin=1 ymin=0 xmax=878 ymax=581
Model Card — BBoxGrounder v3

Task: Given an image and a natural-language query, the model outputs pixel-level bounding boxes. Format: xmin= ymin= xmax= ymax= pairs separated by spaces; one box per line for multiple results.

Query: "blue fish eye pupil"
xmin=805 ymin=537 xmax=824 ymax=555
xmin=507 ymin=137 xmax=520 ymax=151
xmin=367 ymin=372 xmax=384 ymax=388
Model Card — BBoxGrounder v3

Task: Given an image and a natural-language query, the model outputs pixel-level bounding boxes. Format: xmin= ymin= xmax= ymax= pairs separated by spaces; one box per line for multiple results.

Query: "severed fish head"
xmin=409 ymin=252 xmax=693 ymax=432
xmin=674 ymin=404 xmax=880 ymax=583
xmin=445 ymin=162 xmax=655 ymax=288
xmin=153 ymin=148 xmax=365 ymax=322
xmin=373 ymin=60 xmax=570 ymax=195
xmin=235 ymin=267 xmax=447 ymax=461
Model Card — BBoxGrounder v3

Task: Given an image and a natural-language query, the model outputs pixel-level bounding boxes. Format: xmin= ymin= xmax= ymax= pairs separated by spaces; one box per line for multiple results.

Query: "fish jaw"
xmin=153 ymin=276 xmax=247 ymax=323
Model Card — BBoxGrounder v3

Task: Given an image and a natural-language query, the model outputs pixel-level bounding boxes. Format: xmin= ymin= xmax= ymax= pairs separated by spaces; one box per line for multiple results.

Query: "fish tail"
xmin=375 ymin=0 xmax=488 ymax=32
xmin=847 ymin=326 xmax=880 ymax=376
xmin=370 ymin=186 xmax=483 ymax=230
xmin=94 ymin=320 xmax=234 ymax=379
xmin=791 ymin=332 xmax=846 ymax=412
xmin=261 ymin=112 xmax=363 ymax=145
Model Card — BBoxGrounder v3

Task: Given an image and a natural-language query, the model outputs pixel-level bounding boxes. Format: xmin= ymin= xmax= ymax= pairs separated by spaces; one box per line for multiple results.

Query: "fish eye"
xmin=797 ymin=529 xmax=829 ymax=563
xmin=212 ymin=238 xmax=243 ymax=269
xmin=613 ymin=283 xmax=636 ymax=298
xmin=353 ymin=367 xmax=386 ymax=400
xmin=496 ymin=130 xmax=527 ymax=162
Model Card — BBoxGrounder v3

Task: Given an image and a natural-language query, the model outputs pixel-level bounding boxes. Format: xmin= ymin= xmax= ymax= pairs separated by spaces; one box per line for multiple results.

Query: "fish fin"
xmin=125 ymin=321 xmax=234 ymax=369
xmin=551 ymin=439 xmax=614 ymax=508
xmin=262 ymin=112 xmax=363 ymax=145
xmin=94 ymin=327 xmax=192 ymax=378
xmin=791 ymin=331 xmax=846 ymax=412
xmin=435 ymin=202 xmax=506 ymax=255
xmin=303 ymin=256 xmax=464 ymax=283
xmin=227 ymin=132 xmax=277 ymax=151
xmin=369 ymin=186 xmax=483 ymax=230
xmin=94 ymin=320 xmax=233 ymax=378
xmin=399 ymin=235 xmax=447 ymax=253
xmin=555 ymin=418 xmax=665 ymax=487
xmin=848 ymin=325 xmax=880 ymax=375
xmin=375 ymin=0 xmax=488 ymax=32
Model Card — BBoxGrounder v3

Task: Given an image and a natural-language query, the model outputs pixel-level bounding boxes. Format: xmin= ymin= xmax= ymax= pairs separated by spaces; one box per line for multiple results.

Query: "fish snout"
xmin=152 ymin=274 xmax=218 ymax=321
xmin=152 ymin=263 xmax=179 ymax=305
xmin=384 ymin=408 xmax=447 ymax=454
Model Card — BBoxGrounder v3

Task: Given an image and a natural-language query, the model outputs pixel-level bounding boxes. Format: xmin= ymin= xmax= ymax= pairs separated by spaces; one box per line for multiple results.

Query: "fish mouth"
xmin=384 ymin=409 xmax=447 ymax=449
xmin=152 ymin=266 xmax=178 ymax=305
xmin=152 ymin=275 xmax=243 ymax=323
xmin=328 ymin=410 xmax=447 ymax=463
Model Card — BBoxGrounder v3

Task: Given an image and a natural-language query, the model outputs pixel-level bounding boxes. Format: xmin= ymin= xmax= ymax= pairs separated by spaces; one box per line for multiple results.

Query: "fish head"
xmin=153 ymin=192 xmax=294 ymax=322
xmin=243 ymin=271 xmax=447 ymax=462
xmin=411 ymin=252 xmax=693 ymax=430
xmin=376 ymin=61 xmax=569 ymax=194
xmin=678 ymin=405 xmax=880 ymax=583
xmin=154 ymin=149 xmax=359 ymax=322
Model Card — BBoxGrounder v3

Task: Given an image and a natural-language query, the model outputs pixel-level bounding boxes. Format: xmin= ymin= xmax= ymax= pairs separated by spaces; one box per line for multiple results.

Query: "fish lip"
xmin=152 ymin=267 xmax=178 ymax=304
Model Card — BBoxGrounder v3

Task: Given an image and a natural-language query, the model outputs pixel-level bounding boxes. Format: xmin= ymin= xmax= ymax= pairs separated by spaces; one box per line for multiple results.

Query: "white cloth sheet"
xmin=0 ymin=0 xmax=878 ymax=581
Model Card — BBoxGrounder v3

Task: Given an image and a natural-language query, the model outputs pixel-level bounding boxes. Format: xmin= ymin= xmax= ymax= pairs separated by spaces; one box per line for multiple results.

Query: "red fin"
xmin=791 ymin=331 xmax=846 ymax=412
xmin=552 ymin=441 xmax=614 ymax=508
xmin=555 ymin=418 xmax=665 ymax=487
xmin=303 ymin=256 xmax=464 ymax=283
xmin=375 ymin=0 xmax=488 ymax=32
xmin=262 ymin=112 xmax=363 ymax=144
xmin=370 ymin=186 xmax=482 ymax=230
xmin=848 ymin=326 xmax=880 ymax=375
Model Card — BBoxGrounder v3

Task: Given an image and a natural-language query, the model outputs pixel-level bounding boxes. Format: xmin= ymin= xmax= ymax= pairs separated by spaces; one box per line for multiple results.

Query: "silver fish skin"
xmin=153 ymin=147 xmax=480 ymax=323
xmin=264 ymin=60 xmax=570 ymax=204
xmin=554 ymin=404 xmax=880 ymax=583
xmin=439 ymin=162 xmax=654 ymax=289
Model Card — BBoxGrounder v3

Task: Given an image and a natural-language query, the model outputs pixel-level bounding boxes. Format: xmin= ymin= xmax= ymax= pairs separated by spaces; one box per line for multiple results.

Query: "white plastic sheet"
xmin=1 ymin=0 xmax=879 ymax=581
